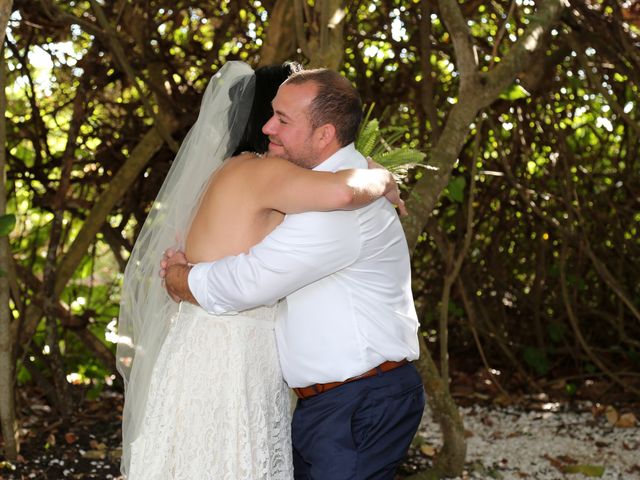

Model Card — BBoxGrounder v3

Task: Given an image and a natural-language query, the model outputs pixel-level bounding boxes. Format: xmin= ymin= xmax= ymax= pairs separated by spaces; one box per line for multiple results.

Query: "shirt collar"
xmin=312 ymin=143 xmax=366 ymax=172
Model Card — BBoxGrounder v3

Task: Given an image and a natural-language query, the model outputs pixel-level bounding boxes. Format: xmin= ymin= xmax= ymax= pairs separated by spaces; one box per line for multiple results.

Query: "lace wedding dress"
xmin=117 ymin=62 xmax=293 ymax=479
xmin=126 ymin=302 xmax=293 ymax=479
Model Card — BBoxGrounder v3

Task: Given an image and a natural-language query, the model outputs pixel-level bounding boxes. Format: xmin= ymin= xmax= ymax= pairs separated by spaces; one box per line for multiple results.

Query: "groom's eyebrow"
xmin=273 ymin=108 xmax=292 ymax=120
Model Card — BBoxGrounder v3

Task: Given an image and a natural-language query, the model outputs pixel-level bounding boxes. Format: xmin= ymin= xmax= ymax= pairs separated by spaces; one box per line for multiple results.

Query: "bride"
xmin=116 ymin=61 xmax=401 ymax=479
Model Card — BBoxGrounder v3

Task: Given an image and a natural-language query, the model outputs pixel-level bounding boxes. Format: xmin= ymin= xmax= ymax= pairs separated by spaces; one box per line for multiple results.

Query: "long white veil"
xmin=116 ymin=61 xmax=255 ymax=476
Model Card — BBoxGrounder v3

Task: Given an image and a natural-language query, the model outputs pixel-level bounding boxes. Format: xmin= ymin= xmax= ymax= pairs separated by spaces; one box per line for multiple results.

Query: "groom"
xmin=163 ymin=68 xmax=425 ymax=479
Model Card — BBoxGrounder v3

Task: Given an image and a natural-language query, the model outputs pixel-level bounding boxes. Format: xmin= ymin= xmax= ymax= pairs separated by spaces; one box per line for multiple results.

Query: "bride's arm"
xmin=252 ymin=156 xmax=406 ymax=215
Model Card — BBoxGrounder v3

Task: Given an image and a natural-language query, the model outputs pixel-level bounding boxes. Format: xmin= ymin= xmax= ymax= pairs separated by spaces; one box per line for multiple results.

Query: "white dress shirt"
xmin=188 ymin=143 xmax=420 ymax=387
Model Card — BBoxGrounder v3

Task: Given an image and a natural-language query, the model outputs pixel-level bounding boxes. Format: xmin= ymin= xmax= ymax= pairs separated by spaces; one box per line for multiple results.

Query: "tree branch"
xmin=89 ymin=0 xmax=179 ymax=153
xmin=437 ymin=0 xmax=479 ymax=84
xmin=419 ymin=0 xmax=442 ymax=141
xmin=54 ymin=121 xmax=176 ymax=296
xmin=258 ymin=0 xmax=298 ymax=66
xmin=484 ymin=0 xmax=566 ymax=102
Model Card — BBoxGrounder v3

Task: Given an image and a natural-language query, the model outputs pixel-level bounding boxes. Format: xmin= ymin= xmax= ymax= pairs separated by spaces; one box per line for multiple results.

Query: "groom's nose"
xmin=262 ymin=116 xmax=277 ymax=135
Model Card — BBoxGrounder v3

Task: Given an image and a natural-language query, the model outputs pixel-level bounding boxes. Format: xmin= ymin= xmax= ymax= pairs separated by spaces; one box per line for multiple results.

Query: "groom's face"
xmin=262 ymin=81 xmax=322 ymax=169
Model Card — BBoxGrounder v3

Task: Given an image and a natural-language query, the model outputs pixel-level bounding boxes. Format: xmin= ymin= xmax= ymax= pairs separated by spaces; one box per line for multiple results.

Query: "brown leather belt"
xmin=293 ymin=359 xmax=409 ymax=400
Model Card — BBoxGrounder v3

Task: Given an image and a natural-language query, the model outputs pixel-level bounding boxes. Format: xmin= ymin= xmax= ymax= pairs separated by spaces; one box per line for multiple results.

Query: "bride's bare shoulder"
xmin=225 ymin=151 xmax=260 ymax=164
xmin=225 ymin=152 xmax=291 ymax=171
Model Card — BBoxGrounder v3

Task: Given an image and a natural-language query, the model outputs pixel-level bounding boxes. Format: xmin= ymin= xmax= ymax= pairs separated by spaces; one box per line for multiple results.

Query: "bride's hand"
xmin=160 ymin=249 xmax=190 ymax=302
xmin=160 ymin=249 xmax=188 ymax=277
xmin=366 ymin=157 xmax=408 ymax=217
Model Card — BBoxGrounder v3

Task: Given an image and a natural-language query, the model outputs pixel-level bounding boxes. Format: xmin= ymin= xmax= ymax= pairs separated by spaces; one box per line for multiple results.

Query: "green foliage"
xmin=16 ymin=364 xmax=31 ymax=385
xmin=0 ymin=214 xmax=16 ymax=237
xmin=448 ymin=300 xmax=464 ymax=317
xmin=445 ymin=176 xmax=466 ymax=203
xmin=523 ymin=347 xmax=550 ymax=376
xmin=5 ymin=0 xmax=640 ymax=404
xmin=547 ymin=322 xmax=565 ymax=343
xmin=499 ymin=83 xmax=531 ymax=101
xmin=0 ymin=214 xmax=16 ymax=277
xmin=626 ymin=348 xmax=640 ymax=366
xmin=355 ymin=104 xmax=426 ymax=175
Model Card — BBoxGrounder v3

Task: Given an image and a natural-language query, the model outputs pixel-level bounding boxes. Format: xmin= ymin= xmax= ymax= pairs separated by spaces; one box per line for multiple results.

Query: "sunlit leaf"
xmin=0 ymin=214 xmax=16 ymax=237
xmin=499 ymin=83 xmax=531 ymax=101
xmin=446 ymin=176 xmax=466 ymax=203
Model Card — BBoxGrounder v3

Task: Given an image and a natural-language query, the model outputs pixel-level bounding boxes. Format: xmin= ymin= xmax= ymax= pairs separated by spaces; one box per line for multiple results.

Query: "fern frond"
xmin=355 ymin=107 xmax=427 ymax=180
xmin=355 ymin=119 xmax=380 ymax=157
xmin=374 ymin=147 xmax=426 ymax=171
xmin=379 ymin=127 xmax=406 ymax=147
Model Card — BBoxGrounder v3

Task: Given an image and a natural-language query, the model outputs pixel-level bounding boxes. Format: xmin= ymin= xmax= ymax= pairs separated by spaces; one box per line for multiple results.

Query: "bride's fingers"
xmin=397 ymin=198 xmax=408 ymax=217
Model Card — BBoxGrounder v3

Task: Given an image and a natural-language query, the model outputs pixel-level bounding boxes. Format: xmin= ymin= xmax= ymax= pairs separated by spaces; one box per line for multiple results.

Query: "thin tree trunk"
xmin=408 ymin=335 xmax=466 ymax=479
xmin=419 ymin=0 xmax=442 ymax=142
xmin=0 ymin=0 xmax=11 ymax=46
xmin=258 ymin=0 xmax=297 ymax=67
xmin=304 ymin=0 xmax=345 ymax=69
xmin=437 ymin=132 xmax=479 ymax=388
xmin=0 ymin=5 xmax=19 ymax=455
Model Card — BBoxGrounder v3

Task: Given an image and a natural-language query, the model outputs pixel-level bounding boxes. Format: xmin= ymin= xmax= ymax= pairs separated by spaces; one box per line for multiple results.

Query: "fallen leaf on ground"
xmin=419 ymin=444 xmax=436 ymax=457
xmin=605 ymin=406 xmax=618 ymax=425
xmin=562 ymin=464 xmax=605 ymax=477
xmin=615 ymin=412 xmax=637 ymax=428
xmin=64 ymin=432 xmax=78 ymax=444
xmin=89 ymin=440 xmax=106 ymax=450
xmin=82 ymin=449 xmax=107 ymax=460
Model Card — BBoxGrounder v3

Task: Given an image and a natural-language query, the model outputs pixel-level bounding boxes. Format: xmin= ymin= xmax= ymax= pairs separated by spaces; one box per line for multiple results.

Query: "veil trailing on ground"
xmin=116 ymin=61 xmax=255 ymax=476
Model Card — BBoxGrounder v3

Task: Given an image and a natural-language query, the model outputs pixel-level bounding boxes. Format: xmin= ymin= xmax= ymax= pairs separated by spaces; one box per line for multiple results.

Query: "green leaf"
xmin=523 ymin=346 xmax=549 ymax=375
xmin=562 ymin=465 xmax=605 ymax=477
xmin=356 ymin=119 xmax=380 ymax=157
xmin=16 ymin=364 xmax=32 ymax=385
xmin=375 ymin=148 xmax=426 ymax=170
xmin=0 ymin=214 xmax=16 ymax=237
xmin=548 ymin=322 xmax=565 ymax=343
xmin=448 ymin=300 xmax=464 ymax=317
xmin=499 ymin=83 xmax=531 ymax=101
xmin=446 ymin=176 xmax=466 ymax=203
xmin=627 ymin=348 xmax=640 ymax=365
xmin=86 ymin=383 xmax=104 ymax=401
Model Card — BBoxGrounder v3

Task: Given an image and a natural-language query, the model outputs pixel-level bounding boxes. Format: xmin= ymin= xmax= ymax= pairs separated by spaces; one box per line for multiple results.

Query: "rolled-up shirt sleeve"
xmin=188 ymin=210 xmax=361 ymax=314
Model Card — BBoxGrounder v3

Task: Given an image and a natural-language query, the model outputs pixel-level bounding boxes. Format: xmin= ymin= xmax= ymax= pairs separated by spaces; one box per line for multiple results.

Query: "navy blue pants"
xmin=291 ymin=362 xmax=425 ymax=480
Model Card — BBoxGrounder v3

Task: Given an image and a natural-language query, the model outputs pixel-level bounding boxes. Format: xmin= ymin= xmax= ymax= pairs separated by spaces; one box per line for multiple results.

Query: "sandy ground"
xmin=413 ymin=402 xmax=640 ymax=479
xmin=2 ymin=390 xmax=638 ymax=479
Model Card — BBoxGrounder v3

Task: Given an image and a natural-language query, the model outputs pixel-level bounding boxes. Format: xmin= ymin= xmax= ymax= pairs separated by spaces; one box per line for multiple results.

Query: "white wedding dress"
xmin=126 ymin=303 xmax=293 ymax=479
xmin=117 ymin=62 xmax=294 ymax=479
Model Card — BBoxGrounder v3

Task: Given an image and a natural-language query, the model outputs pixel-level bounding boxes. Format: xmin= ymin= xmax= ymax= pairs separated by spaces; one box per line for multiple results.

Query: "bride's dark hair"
xmin=233 ymin=62 xmax=301 ymax=155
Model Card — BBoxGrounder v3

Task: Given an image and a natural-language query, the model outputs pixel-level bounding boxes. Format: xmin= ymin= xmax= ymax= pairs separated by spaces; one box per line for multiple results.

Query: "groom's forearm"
xmin=187 ymin=212 xmax=360 ymax=314
xmin=165 ymin=264 xmax=199 ymax=305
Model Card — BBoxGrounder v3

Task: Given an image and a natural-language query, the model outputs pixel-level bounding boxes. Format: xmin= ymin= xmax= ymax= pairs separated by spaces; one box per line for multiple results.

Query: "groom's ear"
xmin=315 ymin=123 xmax=337 ymax=149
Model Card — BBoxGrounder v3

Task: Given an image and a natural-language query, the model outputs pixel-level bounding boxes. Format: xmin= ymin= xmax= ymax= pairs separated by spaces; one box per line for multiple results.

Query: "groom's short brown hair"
xmin=284 ymin=69 xmax=362 ymax=147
